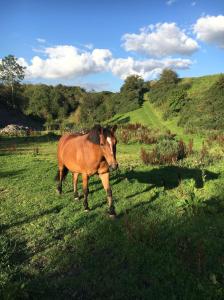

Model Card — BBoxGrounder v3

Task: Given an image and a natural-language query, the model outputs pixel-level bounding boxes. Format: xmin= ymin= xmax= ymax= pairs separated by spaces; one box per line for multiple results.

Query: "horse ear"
xmin=92 ymin=124 xmax=101 ymax=132
xmin=87 ymin=124 xmax=101 ymax=144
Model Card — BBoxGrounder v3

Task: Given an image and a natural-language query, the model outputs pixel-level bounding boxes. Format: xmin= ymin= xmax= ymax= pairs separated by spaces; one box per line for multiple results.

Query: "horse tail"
xmin=55 ymin=166 xmax=69 ymax=181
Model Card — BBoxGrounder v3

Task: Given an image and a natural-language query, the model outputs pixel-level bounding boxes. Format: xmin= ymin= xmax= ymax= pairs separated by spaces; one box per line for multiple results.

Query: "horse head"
xmin=88 ymin=125 xmax=118 ymax=171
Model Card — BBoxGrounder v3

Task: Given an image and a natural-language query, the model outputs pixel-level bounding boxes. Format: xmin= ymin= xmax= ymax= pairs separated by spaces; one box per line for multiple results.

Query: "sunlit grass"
xmin=0 ymin=133 xmax=224 ymax=299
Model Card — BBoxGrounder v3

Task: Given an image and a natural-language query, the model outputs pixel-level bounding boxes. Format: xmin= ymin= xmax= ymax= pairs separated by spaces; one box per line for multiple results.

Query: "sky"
xmin=1 ymin=0 xmax=224 ymax=91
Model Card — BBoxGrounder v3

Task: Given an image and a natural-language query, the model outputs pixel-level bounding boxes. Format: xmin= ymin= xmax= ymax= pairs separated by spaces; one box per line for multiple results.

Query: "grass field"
xmin=1 ymin=108 xmax=224 ymax=299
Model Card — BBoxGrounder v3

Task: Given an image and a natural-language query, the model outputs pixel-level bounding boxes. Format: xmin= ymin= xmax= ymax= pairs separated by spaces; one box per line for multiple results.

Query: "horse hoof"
xmin=56 ymin=189 xmax=62 ymax=195
xmin=108 ymin=206 xmax=116 ymax=218
xmin=74 ymin=192 xmax=79 ymax=200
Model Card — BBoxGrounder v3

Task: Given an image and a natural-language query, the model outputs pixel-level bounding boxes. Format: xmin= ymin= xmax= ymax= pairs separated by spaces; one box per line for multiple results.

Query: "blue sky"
xmin=1 ymin=0 xmax=224 ymax=91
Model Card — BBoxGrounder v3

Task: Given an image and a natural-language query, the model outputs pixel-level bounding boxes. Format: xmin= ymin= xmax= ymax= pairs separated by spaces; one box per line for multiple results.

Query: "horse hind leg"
xmin=56 ymin=166 xmax=68 ymax=194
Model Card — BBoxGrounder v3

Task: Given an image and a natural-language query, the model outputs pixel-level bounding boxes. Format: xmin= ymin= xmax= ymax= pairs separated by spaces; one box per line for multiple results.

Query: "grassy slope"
xmin=110 ymin=74 xmax=222 ymax=149
xmin=182 ymin=74 xmax=220 ymax=99
xmin=110 ymin=100 xmax=203 ymax=149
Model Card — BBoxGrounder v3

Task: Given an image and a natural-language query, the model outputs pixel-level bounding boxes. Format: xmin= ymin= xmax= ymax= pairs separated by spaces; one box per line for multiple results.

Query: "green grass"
xmin=109 ymin=74 xmax=224 ymax=149
xmin=1 ymin=134 xmax=224 ymax=299
xmin=182 ymin=74 xmax=220 ymax=99
xmin=110 ymin=100 xmax=204 ymax=150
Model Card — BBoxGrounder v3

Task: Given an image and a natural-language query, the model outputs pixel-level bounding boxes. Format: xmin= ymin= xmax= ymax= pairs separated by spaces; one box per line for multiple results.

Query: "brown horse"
xmin=55 ymin=125 xmax=118 ymax=216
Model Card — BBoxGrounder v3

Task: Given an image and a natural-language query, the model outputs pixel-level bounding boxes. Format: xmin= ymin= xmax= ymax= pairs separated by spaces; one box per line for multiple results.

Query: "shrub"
xmin=179 ymin=74 xmax=224 ymax=130
xmin=206 ymin=133 xmax=224 ymax=147
xmin=187 ymin=139 xmax=194 ymax=155
xmin=177 ymin=180 xmax=207 ymax=217
xmin=163 ymin=88 xmax=189 ymax=120
xmin=116 ymin=123 xmax=159 ymax=144
xmin=140 ymin=137 xmax=187 ymax=165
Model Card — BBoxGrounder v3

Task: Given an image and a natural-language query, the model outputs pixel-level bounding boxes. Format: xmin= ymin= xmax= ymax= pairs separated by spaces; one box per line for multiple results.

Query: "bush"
xmin=179 ymin=74 xmax=224 ymax=130
xmin=163 ymin=88 xmax=189 ymax=120
xmin=141 ymin=137 xmax=187 ymax=165
xmin=147 ymin=75 xmax=191 ymax=121
xmin=116 ymin=123 xmax=159 ymax=144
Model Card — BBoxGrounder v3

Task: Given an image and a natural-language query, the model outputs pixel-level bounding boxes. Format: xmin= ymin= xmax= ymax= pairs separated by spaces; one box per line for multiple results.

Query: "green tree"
xmin=119 ymin=75 xmax=145 ymax=113
xmin=159 ymin=68 xmax=179 ymax=85
xmin=79 ymin=93 xmax=104 ymax=125
xmin=0 ymin=54 xmax=26 ymax=107
xmin=147 ymin=69 xmax=180 ymax=106
xmin=25 ymin=84 xmax=51 ymax=120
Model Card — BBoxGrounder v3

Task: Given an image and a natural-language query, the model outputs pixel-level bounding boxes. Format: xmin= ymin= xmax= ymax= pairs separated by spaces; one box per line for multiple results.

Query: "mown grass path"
xmin=143 ymin=101 xmax=167 ymax=130
xmin=110 ymin=100 xmax=204 ymax=150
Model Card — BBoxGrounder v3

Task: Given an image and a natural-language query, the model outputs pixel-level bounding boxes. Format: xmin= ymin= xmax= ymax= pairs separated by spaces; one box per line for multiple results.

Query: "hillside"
xmin=110 ymin=74 xmax=224 ymax=134
xmin=146 ymin=73 xmax=224 ymax=131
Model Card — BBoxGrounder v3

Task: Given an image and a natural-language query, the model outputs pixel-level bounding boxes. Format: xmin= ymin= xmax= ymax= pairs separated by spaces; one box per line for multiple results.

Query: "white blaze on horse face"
xmin=107 ymin=137 xmax=113 ymax=154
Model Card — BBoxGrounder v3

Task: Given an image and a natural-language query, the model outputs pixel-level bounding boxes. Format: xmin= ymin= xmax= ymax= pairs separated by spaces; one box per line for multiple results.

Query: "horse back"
xmin=57 ymin=133 xmax=102 ymax=174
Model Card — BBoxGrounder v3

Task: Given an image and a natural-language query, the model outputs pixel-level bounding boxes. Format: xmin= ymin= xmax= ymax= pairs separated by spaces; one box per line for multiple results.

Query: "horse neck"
xmin=86 ymin=137 xmax=104 ymax=159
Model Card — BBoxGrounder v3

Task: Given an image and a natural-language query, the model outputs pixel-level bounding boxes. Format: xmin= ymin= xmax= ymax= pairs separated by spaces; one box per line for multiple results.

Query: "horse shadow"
xmin=124 ymin=166 xmax=219 ymax=190
xmin=0 ymin=169 xmax=27 ymax=179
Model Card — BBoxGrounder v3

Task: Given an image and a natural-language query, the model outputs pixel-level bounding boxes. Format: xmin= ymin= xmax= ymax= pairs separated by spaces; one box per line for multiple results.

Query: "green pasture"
xmin=0 ymin=131 xmax=224 ymax=299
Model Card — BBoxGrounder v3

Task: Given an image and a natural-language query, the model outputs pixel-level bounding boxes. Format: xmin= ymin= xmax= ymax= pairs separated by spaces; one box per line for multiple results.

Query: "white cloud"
xmin=79 ymin=81 xmax=110 ymax=92
xmin=166 ymin=0 xmax=176 ymax=5
xmin=18 ymin=43 xmax=193 ymax=83
xmin=17 ymin=57 xmax=29 ymax=68
xmin=193 ymin=15 xmax=224 ymax=48
xmin=23 ymin=45 xmax=112 ymax=79
xmin=109 ymin=57 xmax=192 ymax=80
xmin=36 ymin=38 xmax=46 ymax=43
xmin=84 ymin=43 xmax=94 ymax=50
xmin=122 ymin=23 xmax=199 ymax=57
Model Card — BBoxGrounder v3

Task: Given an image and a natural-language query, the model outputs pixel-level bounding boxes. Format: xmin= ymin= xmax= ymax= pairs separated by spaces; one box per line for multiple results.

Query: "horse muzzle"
xmin=109 ymin=163 xmax=118 ymax=172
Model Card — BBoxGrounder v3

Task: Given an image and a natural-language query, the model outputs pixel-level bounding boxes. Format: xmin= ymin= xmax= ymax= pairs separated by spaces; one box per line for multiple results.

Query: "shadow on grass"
xmin=125 ymin=166 xmax=219 ymax=189
xmin=0 ymin=233 xmax=31 ymax=299
xmin=0 ymin=169 xmax=27 ymax=179
xmin=0 ymin=205 xmax=64 ymax=233
xmin=58 ymin=166 xmax=219 ymax=209
xmin=1 ymin=204 xmax=224 ymax=299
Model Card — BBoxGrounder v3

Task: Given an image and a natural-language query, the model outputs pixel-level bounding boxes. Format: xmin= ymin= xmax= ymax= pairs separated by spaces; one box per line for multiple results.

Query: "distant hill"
xmin=109 ymin=73 xmax=224 ymax=133
xmin=1 ymin=73 xmax=223 ymax=132
xmin=0 ymin=104 xmax=43 ymax=129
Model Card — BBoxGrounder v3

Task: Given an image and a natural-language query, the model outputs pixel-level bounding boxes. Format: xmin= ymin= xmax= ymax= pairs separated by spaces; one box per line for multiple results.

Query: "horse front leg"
xmin=99 ymin=172 xmax=116 ymax=217
xmin=82 ymin=174 xmax=90 ymax=211
xmin=73 ymin=172 xmax=79 ymax=200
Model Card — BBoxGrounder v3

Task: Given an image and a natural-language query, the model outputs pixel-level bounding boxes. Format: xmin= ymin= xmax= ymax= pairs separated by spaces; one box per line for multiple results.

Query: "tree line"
xmin=0 ymin=55 xmax=147 ymax=129
xmin=1 ymin=54 xmax=223 ymax=131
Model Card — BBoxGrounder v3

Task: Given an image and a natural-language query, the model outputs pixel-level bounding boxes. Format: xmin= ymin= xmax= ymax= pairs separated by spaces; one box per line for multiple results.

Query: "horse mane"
xmin=87 ymin=125 xmax=112 ymax=144
xmin=87 ymin=125 xmax=101 ymax=144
